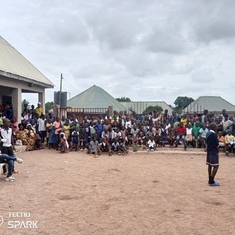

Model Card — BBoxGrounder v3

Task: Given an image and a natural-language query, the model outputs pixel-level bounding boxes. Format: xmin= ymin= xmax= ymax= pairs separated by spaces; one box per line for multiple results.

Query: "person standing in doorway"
xmin=35 ymin=102 xmax=43 ymax=117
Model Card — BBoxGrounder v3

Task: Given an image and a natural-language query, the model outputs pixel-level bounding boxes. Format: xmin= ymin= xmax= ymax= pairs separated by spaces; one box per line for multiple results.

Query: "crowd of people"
xmin=1 ymin=101 xmax=235 ymax=182
xmin=1 ymin=102 xmax=235 ymax=158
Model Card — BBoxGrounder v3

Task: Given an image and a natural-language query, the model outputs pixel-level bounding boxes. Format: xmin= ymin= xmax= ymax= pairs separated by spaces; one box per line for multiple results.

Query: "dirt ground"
xmin=1 ymin=148 xmax=235 ymax=235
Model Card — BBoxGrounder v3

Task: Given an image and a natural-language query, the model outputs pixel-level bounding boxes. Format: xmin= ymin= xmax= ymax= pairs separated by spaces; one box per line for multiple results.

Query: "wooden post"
xmin=108 ymin=106 xmax=113 ymax=117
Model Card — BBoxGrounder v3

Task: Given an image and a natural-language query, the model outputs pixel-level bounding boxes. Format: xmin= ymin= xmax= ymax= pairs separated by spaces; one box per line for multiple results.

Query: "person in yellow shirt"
xmin=180 ymin=114 xmax=188 ymax=127
xmin=0 ymin=112 xmax=3 ymax=126
xmin=35 ymin=102 xmax=43 ymax=117
xmin=218 ymin=131 xmax=226 ymax=152
xmin=225 ymin=130 xmax=235 ymax=155
xmin=63 ymin=120 xmax=71 ymax=140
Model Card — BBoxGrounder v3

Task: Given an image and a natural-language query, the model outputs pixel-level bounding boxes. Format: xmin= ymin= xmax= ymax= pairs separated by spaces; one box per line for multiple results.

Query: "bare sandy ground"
xmin=1 ymin=148 xmax=235 ymax=235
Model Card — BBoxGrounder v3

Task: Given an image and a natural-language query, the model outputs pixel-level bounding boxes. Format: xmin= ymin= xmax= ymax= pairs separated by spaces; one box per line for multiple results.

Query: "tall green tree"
xmin=144 ymin=105 xmax=163 ymax=114
xmin=116 ymin=97 xmax=131 ymax=102
xmin=45 ymin=101 xmax=54 ymax=113
xmin=174 ymin=96 xmax=194 ymax=114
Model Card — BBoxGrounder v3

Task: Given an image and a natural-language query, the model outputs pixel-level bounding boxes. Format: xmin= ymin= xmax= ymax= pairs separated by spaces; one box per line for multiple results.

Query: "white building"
xmin=0 ymin=36 xmax=54 ymax=121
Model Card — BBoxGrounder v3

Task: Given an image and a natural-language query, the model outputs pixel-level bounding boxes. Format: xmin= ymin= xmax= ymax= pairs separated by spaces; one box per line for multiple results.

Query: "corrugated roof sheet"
xmin=67 ymin=85 xmax=126 ymax=112
xmin=120 ymin=101 xmax=173 ymax=114
xmin=0 ymin=36 xmax=54 ymax=88
xmin=182 ymin=96 xmax=235 ymax=113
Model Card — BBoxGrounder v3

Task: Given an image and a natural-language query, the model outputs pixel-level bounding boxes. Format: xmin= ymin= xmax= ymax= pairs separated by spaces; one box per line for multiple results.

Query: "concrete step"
xmin=129 ymin=145 xmax=206 ymax=155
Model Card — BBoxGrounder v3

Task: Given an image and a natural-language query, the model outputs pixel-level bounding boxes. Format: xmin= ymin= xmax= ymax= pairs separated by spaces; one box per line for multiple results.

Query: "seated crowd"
xmin=1 ymin=103 xmax=235 ymax=157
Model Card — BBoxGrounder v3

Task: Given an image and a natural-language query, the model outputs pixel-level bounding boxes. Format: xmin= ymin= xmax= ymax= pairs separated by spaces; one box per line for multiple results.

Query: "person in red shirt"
xmin=175 ymin=122 xmax=187 ymax=150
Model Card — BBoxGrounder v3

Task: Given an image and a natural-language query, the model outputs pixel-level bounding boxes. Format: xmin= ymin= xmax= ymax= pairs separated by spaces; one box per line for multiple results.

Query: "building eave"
xmin=0 ymin=70 xmax=54 ymax=89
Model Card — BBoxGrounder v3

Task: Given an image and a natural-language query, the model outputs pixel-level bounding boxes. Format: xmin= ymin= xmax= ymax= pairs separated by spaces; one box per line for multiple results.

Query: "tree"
xmin=144 ymin=105 xmax=163 ymax=114
xmin=174 ymin=96 xmax=194 ymax=114
xmin=116 ymin=97 xmax=131 ymax=102
xmin=21 ymin=99 xmax=29 ymax=113
xmin=45 ymin=101 xmax=54 ymax=113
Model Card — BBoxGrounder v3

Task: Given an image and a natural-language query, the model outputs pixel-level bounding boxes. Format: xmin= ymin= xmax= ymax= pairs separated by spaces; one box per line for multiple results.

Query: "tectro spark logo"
xmin=8 ymin=212 xmax=38 ymax=229
xmin=0 ymin=215 xmax=4 ymax=227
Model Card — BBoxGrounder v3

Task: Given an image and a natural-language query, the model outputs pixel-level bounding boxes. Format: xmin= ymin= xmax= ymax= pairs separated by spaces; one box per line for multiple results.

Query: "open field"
xmin=1 ymin=148 xmax=235 ymax=235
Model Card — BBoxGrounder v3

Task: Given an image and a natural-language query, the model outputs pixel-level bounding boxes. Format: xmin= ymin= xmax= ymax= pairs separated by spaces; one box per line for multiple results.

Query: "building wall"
xmin=0 ymin=75 xmax=45 ymax=122
xmin=120 ymin=101 xmax=173 ymax=115
xmin=0 ymin=86 xmax=12 ymax=103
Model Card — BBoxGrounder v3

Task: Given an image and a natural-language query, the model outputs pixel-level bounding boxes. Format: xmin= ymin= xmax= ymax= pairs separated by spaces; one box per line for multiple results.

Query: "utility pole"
xmin=59 ymin=73 xmax=63 ymax=106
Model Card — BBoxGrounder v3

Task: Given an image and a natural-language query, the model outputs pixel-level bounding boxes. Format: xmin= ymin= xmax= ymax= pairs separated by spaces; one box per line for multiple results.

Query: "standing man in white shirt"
xmin=38 ymin=114 xmax=46 ymax=144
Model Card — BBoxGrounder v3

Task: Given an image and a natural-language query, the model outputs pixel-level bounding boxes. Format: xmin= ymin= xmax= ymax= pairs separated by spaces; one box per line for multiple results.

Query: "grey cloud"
xmin=174 ymin=63 xmax=195 ymax=75
xmin=45 ymin=16 xmax=89 ymax=45
xmin=112 ymin=49 xmax=176 ymax=78
xmin=194 ymin=18 xmax=235 ymax=43
xmin=180 ymin=0 xmax=235 ymax=44
xmin=144 ymin=29 xmax=187 ymax=55
xmin=70 ymin=61 xmax=124 ymax=79
xmin=88 ymin=12 xmax=140 ymax=50
xmin=191 ymin=68 xmax=215 ymax=83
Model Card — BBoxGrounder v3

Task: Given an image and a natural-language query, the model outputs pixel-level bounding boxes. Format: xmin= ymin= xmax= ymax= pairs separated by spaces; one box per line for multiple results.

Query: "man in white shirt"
xmin=1 ymin=118 xmax=15 ymax=156
xmin=37 ymin=114 xmax=46 ymax=143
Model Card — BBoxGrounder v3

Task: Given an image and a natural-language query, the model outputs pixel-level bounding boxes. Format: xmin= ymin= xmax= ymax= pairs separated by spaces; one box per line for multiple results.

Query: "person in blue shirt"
xmin=5 ymin=104 xmax=13 ymax=120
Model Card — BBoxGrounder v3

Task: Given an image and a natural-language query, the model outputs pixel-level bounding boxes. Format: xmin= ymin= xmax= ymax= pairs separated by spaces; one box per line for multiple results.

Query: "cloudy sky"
xmin=1 ymin=0 xmax=235 ymax=106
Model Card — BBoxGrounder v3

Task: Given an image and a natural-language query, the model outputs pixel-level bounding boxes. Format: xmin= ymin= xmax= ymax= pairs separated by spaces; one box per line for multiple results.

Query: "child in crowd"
xmin=147 ymin=136 xmax=156 ymax=151
xmin=130 ymin=124 xmax=139 ymax=146
xmin=46 ymin=120 xmax=51 ymax=146
xmin=185 ymin=124 xmax=193 ymax=147
xmin=70 ymin=127 xmax=80 ymax=151
xmin=88 ymin=136 xmax=99 ymax=158
xmin=192 ymin=122 xmax=201 ymax=148
xmin=99 ymin=138 xmax=112 ymax=156
xmin=53 ymin=117 xmax=63 ymax=150
xmin=167 ymin=126 xmax=176 ymax=148
xmin=119 ymin=139 xmax=128 ymax=155
xmin=59 ymin=132 xmax=69 ymax=153
xmin=199 ymin=124 xmax=208 ymax=149
xmin=175 ymin=122 xmax=187 ymax=150
xmin=111 ymin=137 xmax=121 ymax=155
xmin=79 ymin=125 xmax=86 ymax=151
xmin=159 ymin=124 xmax=168 ymax=147
xmin=48 ymin=122 xmax=54 ymax=149
xmin=217 ymin=131 xmax=226 ymax=152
